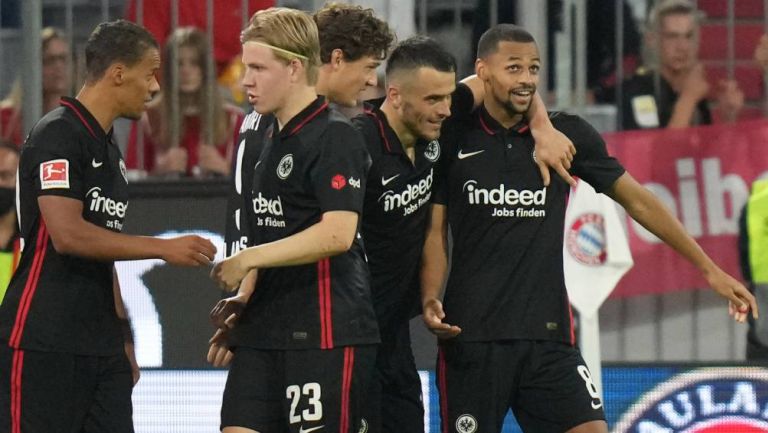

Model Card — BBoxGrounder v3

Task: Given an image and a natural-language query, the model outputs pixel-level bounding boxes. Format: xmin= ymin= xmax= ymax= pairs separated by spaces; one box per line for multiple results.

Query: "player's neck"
xmin=483 ymin=100 xmax=524 ymax=129
xmin=379 ymin=99 xmax=417 ymax=151
xmin=314 ymin=65 xmax=332 ymax=98
xmin=75 ymin=84 xmax=115 ymax=133
xmin=274 ymin=85 xmax=318 ymax=131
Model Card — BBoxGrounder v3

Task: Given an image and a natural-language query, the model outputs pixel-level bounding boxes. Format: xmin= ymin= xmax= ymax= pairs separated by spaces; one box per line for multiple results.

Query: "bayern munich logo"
xmin=566 ymin=213 xmax=607 ymax=265
xmin=613 ymin=368 xmax=768 ymax=433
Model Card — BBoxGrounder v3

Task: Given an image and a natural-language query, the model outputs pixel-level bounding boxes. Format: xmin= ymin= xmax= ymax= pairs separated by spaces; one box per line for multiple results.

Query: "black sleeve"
xmin=310 ymin=121 xmax=370 ymax=214
xmin=24 ymin=119 xmax=85 ymax=201
xmin=450 ymin=82 xmax=475 ymax=120
xmin=554 ymin=113 xmax=625 ymax=193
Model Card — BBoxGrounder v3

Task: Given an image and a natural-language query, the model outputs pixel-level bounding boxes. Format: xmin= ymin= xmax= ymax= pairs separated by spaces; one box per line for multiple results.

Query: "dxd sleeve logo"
xmin=613 ymin=368 xmax=768 ymax=433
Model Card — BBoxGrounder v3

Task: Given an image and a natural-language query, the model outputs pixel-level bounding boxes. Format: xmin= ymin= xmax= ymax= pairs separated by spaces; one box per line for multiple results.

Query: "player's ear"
xmin=330 ymin=48 xmax=345 ymax=70
xmin=288 ymin=58 xmax=305 ymax=83
xmin=475 ymin=58 xmax=488 ymax=81
xmin=108 ymin=63 xmax=126 ymax=85
xmin=386 ymin=84 xmax=402 ymax=109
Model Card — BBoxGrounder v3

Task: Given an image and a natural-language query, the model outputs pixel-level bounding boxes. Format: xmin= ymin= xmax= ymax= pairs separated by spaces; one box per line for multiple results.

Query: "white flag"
xmin=563 ymin=179 xmax=633 ymax=318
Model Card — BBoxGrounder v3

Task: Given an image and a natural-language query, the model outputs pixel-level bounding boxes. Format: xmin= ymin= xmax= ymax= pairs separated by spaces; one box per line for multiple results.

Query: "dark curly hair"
xmin=313 ymin=3 xmax=395 ymax=63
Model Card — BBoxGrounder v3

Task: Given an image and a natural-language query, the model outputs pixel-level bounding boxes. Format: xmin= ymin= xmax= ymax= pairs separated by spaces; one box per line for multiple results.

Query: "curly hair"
xmin=313 ymin=3 xmax=395 ymax=64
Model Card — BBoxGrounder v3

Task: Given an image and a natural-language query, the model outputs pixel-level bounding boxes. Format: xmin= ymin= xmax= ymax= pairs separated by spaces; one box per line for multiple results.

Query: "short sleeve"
xmin=23 ymin=119 xmax=85 ymax=201
xmin=310 ymin=121 xmax=371 ymax=214
xmin=555 ymin=114 xmax=625 ymax=193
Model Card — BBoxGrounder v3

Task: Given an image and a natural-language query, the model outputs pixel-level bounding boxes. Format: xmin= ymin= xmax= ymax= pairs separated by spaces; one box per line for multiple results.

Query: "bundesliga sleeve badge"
xmin=40 ymin=159 xmax=70 ymax=189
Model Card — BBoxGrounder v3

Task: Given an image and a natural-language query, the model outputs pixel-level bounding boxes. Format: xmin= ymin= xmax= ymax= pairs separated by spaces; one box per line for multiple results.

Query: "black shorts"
xmin=222 ymin=345 xmax=376 ymax=433
xmin=0 ymin=344 xmax=134 ymax=433
xmin=365 ymin=319 xmax=423 ymax=433
xmin=437 ymin=339 xmax=605 ymax=433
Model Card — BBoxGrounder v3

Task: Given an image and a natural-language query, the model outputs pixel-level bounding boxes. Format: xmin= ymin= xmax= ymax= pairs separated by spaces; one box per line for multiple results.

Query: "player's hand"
xmin=124 ymin=341 xmax=140 ymax=386
xmin=531 ymin=126 xmax=577 ymax=187
xmin=207 ymin=328 xmax=234 ymax=367
xmin=210 ymin=255 xmax=249 ymax=291
xmin=422 ymin=298 xmax=461 ymax=339
xmin=705 ymin=267 xmax=758 ymax=323
xmin=210 ymin=294 xmax=247 ymax=329
xmin=161 ymin=235 xmax=217 ymax=266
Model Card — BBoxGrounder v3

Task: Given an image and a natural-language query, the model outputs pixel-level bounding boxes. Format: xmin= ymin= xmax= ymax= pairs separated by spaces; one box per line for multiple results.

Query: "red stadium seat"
xmin=705 ymin=64 xmax=764 ymax=100
xmin=698 ymin=0 xmax=765 ymax=19
xmin=699 ymin=24 xmax=764 ymax=61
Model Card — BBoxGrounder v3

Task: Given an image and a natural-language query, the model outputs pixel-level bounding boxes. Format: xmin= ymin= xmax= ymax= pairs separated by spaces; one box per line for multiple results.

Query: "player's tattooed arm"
xmin=39 ymin=196 xmax=216 ymax=265
xmin=606 ymin=172 xmax=758 ymax=323
xmin=211 ymin=210 xmax=358 ymax=291
xmin=527 ymin=93 xmax=577 ymax=187
xmin=113 ymin=267 xmax=140 ymax=385
xmin=420 ymin=204 xmax=461 ymax=339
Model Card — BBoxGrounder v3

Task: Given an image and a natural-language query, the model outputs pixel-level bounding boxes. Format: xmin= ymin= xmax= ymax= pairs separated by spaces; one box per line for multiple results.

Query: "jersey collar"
xmin=277 ymin=96 xmax=329 ymax=138
xmin=478 ymin=104 xmax=530 ymax=137
xmin=59 ymin=97 xmax=108 ymax=142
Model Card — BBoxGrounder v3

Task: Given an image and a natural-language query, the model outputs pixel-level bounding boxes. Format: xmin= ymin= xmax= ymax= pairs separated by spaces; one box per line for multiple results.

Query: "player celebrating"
xmin=210 ymin=8 xmax=378 ymax=433
xmin=421 ymin=24 xmax=757 ymax=433
xmin=0 ymin=20 xmax=216 ymax=433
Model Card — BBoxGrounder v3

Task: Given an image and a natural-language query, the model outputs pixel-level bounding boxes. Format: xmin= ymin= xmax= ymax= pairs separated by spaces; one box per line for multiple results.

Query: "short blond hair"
xmin=647 ymin=0 xmax=704 ymax=32
xmin=241 ymin=7 xmax=321 ymax=85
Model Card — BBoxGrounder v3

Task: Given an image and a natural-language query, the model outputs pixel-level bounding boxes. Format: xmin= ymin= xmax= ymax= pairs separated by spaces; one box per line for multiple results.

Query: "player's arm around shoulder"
xmin=605 ymin=172 xmax=757 ymax=323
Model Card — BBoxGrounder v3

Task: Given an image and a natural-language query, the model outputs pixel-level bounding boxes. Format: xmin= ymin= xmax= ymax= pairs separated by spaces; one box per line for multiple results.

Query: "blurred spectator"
xmin=618 ymin=0 xmax=743 ymax=130
xmin=126 ymin=27 xmax=243 ymax=178
xmin=0 ymin=142 xmax=20 ymax=304
xmin=125 ymin=0 xmax=273 ymax=75
xmin=0 ymin=27 xmax=71 ymax=146
xmin=738 ymin=181 xmax=768 ymax=360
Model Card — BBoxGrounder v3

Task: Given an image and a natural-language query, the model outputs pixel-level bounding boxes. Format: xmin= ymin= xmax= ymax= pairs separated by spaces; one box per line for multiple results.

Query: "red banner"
xmin=603 ymin=119 xmax=768 ymax=297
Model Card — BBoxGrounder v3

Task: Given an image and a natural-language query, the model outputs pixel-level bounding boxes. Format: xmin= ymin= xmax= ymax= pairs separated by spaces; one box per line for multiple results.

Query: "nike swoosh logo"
xmin=457 ymin=149 xmax=485 ymax=160
xmin=381 ymin=174 xmax=400 ymax=186
xmin=92 ymin=159 xmax=103 ymax=168
xmin=591 ymin=400 xmax=603 ymax=410
xmin=298 ymin=426 xmax=324 ymax=433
